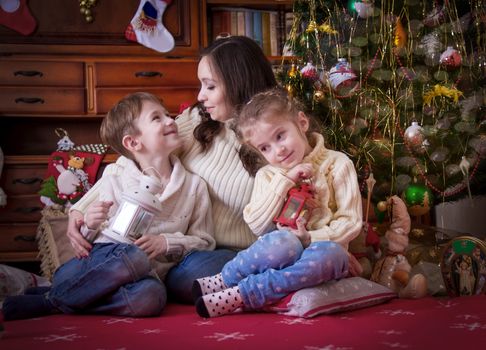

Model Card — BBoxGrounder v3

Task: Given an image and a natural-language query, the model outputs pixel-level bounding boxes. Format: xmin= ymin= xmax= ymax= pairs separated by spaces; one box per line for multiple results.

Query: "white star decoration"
xmin=381 ymin=341 xmax=409 ymax=348
xmin=279 ymin=318 xmax=316 ymax=325
xmin=450 ymin=322 xmax=486 ymax=331
xmin=103 ymin=318 xmax=136 ymax=325
xmin=139 ymin=329 xmax=164 ymax=334
xmin=378 ymin=330 xmax=404 ymax=335
xmin=436 ymin=300 xmax=458 ymax=308
xmin=304 ymin=345 xmax=352 ymax=350
xmin=379 ymin=309 xmax=415 ymax=316
xmin=204 ymin=332 xmax=254 ymax=341
xmin=194 ymin=320 xmax=215 ymax=326
xmin=35 ymin=334 xmax=86 ymax=342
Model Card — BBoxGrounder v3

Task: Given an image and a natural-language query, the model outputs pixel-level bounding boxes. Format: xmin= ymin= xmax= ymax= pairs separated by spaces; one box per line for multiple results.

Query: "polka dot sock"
xmin=195 ymin=286 xmax=243 ymax=318
xmin=192 ymin=273 xmax=228 ymax=301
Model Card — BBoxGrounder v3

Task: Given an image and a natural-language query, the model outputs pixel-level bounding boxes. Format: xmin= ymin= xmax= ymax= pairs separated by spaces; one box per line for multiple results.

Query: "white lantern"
xmin=103 ymin=174 xmax=162 ymax=243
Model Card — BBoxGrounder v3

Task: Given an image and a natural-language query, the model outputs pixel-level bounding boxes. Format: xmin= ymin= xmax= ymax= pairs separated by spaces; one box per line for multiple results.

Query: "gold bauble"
xmin=377 ymin=201 xmax=388 ymax=212
xmin=313 ymin=90 xmax=324 ymax=102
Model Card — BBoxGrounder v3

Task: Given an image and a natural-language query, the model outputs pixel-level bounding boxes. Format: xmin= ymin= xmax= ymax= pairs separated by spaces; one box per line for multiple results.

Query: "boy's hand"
xmin=277 ymin=217 xmax=311 ymax=248
xmin=84 ymin=201 xmax=113 ymax=230
xmin=286 ymin=163 xmax=314 ymax=183
xmin=135 ymin=235 xmax=167 ymax=260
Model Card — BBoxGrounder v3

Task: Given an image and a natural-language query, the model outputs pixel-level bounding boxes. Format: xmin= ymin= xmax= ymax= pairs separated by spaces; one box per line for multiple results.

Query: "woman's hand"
xmin=135 ymin=235 xmax=168 ymax=260
xmin=67 ymin=210 xmax=92 ymax=258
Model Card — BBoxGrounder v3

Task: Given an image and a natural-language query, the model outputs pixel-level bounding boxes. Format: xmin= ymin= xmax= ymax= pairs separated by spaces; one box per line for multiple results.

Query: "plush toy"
xmin=349 ymin=222 xmax=382 ymax=279
xmin=0 ymin=146 xmax=6 ymax=207
xmin=370 ymin=195 xmax=428 ymax=299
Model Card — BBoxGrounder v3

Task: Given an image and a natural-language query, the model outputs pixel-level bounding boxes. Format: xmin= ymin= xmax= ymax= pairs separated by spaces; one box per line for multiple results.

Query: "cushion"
xmin=36 ymin=207 xmax=76 ymax=279
xmin=266 ymin=277 xmax=397 ymax=318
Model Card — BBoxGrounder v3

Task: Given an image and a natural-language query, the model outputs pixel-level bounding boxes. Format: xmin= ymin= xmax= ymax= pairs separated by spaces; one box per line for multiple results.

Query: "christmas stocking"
xmin=125 ymin=0 xmax=175 ymax=53
xmin=0 ymin=0 xmax=36 ymax=35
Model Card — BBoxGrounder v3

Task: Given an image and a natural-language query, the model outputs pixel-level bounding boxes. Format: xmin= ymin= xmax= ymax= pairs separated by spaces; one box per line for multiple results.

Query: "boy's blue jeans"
xmin=48 ymin=243 xmax=166 ymax=317
xmin=221 ymin=230 xmax=349 ymax=309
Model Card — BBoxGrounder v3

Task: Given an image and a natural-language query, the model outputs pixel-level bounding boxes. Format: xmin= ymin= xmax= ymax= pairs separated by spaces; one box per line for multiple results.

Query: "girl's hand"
xmin=278 ymin=217 xmax=311 ymax=248
xmin=135 ymin=235 xmax=168 ymax=260
xmin=67 ymin=210 xmax=92 ymax=258
xmin=84 ymin=201 xmax=113 ymax=231
xmin=286 ymin=163 xmax=314 ymax=183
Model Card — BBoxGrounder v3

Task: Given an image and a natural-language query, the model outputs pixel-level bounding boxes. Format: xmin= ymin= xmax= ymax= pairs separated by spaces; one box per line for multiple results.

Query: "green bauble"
xmin=401 ymin=184 xmax=434 ymax=217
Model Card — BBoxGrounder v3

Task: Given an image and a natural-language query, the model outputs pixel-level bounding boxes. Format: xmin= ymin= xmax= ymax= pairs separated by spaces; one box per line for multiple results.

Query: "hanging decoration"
xmin=439 ymin=46 xmax=462 ymax=69
xmin=79 ymin=0 xmax=98 ymax=23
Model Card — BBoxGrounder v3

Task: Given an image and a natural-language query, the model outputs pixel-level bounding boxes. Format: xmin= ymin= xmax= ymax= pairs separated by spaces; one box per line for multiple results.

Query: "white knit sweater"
xmin=73 ymin=107 xmax=256 ymax=251
xmin=243 ymin=133 xmax=363 ymax=249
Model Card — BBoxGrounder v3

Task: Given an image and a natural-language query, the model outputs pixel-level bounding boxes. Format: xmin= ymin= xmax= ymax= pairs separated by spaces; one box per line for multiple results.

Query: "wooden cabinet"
xmin=0 ymin=0 xmax=202 ymax=263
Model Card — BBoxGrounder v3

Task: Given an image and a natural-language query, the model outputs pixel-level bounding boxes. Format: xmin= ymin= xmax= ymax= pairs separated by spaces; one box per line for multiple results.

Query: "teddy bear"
xmin=370 ymin=195 xmax=428 ymax=299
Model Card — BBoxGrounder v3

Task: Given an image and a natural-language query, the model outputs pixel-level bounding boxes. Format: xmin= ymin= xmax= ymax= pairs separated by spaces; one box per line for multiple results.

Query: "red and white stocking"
xmin=0 ymin=0 xmax=36 ymax=35
xmin=125 ymin=0 xmax=175 ymax=53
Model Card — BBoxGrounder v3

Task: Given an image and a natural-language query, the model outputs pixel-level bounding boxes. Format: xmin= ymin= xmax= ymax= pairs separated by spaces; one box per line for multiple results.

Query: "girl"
xmin=193 ymin=88 xmax=363 ymax=317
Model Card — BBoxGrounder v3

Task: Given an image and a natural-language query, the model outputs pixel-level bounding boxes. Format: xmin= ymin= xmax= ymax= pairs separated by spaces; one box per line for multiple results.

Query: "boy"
xmin=3 ymin=92 xmax=215 ymax=320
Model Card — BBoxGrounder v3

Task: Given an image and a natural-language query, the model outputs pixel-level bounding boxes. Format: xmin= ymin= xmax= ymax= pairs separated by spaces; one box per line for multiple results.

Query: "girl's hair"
xmin=101 ymin=92 xmax=163 ymax=161
xmin=234 ymin=88 xmax=316 ymax=175
xmin=193 ymin=36 xmax=277 ymax=151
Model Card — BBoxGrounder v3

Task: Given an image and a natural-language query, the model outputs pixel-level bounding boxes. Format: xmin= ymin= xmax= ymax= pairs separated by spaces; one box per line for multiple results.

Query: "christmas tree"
xmin=278 ymin=0 xmax=486 ymax=216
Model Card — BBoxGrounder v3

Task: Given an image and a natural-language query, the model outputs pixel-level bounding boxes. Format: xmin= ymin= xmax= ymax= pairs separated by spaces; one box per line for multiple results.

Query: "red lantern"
xmin=273 ymin=184 xmax=318 ymax=229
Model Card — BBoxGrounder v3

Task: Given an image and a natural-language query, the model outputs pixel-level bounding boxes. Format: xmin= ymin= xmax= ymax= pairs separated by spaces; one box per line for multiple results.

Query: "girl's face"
xmin=246 ymin=112 xmax=311 ymax=170
xmin=197 ymin=56 xmax=233 ymax=122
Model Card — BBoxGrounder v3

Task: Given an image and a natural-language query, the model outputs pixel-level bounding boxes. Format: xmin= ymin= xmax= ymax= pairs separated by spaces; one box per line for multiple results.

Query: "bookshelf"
xmin=203 ymin=1 xmax=294 ymax=58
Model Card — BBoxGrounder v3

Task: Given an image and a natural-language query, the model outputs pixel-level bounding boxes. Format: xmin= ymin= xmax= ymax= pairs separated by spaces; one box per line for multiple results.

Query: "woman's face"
xmin=197 ymin=56 xmax=232 ymax=122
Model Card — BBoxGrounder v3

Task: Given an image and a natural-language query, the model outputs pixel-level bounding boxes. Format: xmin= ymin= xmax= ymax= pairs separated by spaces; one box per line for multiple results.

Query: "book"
xmin=237 ymin=11 xmax=246 ymax=36
xmin=261 ymin=11 xmax=271 ymax=56
xmin=253 ymin=11 xmax=263 ymax=48
xmin=269 ymin=11 xmax=278 ymax=56
xmin=244 ymin=10 xmax=253 ymax=38
xmin=230 ymin=11 xmax=238 ymax=35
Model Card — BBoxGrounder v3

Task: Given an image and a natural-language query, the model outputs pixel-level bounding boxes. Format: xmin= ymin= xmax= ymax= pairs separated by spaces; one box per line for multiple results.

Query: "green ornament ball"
xmin=401 ymin=184 xmax=433 ymax=216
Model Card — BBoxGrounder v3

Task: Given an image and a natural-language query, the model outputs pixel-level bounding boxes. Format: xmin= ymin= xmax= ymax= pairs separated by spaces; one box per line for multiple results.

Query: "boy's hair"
xmin=100 ymin=92 xmax=163 ymax=161
xmin=193 ymin=36 xmax=277 ymax=151
xmin=234 ymin=88 xmax=316 ymax=176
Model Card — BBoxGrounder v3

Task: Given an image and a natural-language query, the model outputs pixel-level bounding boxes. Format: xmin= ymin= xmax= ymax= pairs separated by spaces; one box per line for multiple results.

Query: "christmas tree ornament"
xmin=394 ymin=17 xmax=407 ymax=49
xmin=423 ymin=3 xmax=447 ymax=28
xmin=300 ymin=62 xmax=319 ymax=81
xmin=79 ymin=0 xmax=98 ymax=23
xmin=429 ymin=146 xmax=449 ymax=163
xmin=329 ymin=58 xmax=359 ymax=96
xmin=439 ymin=46 xmax=462 ymax=69
xmin=125 ymin=0 xmax=175 ymax=53
xmin=313 ymin=89 xmax=325 ymax=102
xmin=404 ymin=122 xmax=425 ymax=149
xmin=401 ymin=183 xmax=433 ymax=217
xmin=376 ymin=200 xmax=387 ymax=212
xmin=459 ymin=156 xmax=473 ymax=203
xmin=445 ymin=163 xmax=461 ymax=177
xmin=354 ymin=1 xmax=374 ymax=19
xmin=0 ymin=0 xmax=36 ymax=35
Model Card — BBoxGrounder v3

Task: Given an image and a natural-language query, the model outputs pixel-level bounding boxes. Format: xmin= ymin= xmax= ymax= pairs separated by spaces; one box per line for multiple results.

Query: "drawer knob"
xmin=14 ymin=206 xmax=42 ymax=214
xmin=14 ymin=70 xmax=44 ymax=78
xmin=15 ymin=97 xmax=45 ymax=104
xmin=13 ymin=177 xmax=43 ymax=185
xmin=135 ymin=71 xmax=163 ymax=78
xmin=14 ymin=235 xmax=36 ymax=242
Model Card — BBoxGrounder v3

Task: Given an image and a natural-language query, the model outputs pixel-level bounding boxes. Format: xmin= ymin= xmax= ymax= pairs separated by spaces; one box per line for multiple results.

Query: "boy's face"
xmin=134 ymin=100 xmax=181 ymax=156
xmin=246 ymin=112 xmax=310 ymax=170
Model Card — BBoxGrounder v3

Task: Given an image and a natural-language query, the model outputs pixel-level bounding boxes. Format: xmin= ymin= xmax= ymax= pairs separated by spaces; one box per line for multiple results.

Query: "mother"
xmin=67 ymin=36 xmax=277 ymax=304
